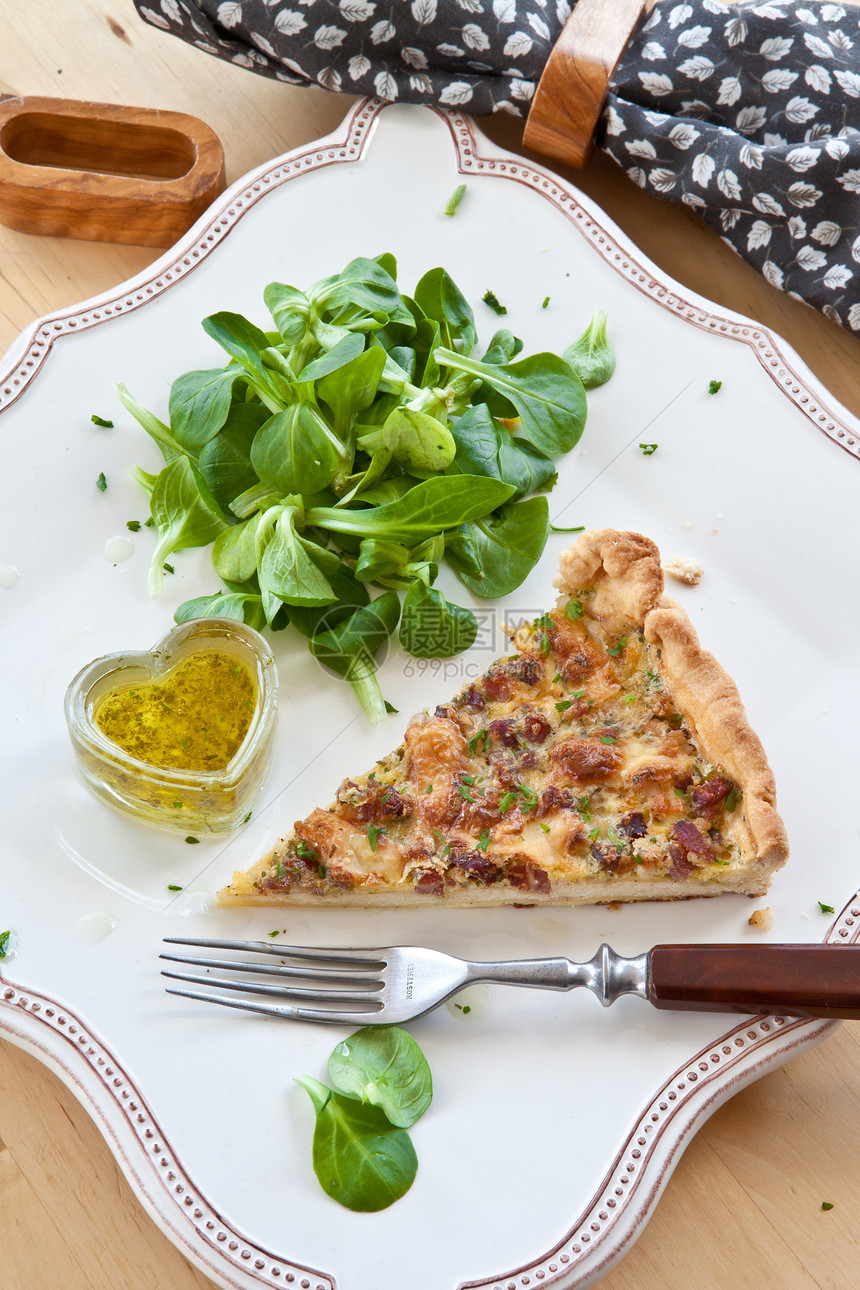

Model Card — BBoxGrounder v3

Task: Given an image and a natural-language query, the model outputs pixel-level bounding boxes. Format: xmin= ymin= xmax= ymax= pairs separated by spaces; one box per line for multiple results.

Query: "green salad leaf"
xmin=297 ymin=1075 xmax=418 ymax=1212
xmin=328 ymin=1026 xmax=433 ymax=1129
xmin=118 ymin=256 xmax=612 ymax=719
xmin=297 ymin=1024 xmax=433 ymax=1211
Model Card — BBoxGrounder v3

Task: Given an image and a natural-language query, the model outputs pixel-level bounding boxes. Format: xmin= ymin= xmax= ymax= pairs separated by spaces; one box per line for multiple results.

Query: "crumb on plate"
xmin=748 ymin=907 xmax=774 ymax=931
xmin=663 ymin=555 xmax=703 ymax=586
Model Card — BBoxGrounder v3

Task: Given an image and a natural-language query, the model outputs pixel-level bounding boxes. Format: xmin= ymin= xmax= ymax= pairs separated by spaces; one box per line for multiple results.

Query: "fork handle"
xmin=648 ymin=944 xmax=860 ymax=1020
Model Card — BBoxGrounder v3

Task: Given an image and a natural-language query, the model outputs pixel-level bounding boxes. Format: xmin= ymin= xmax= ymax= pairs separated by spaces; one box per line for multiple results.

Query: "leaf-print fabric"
xmin=132 ymin=0 xmax=561 ymax=113
xmin=133 ymin=0 xmax=860 ymax=327
xmin=603 ymin=1 xmax=860 ymax=328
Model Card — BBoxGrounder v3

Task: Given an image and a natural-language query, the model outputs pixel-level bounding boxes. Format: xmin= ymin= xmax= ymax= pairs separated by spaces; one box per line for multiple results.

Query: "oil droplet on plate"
xmin=76 ymin=911 xmax=119 ymax=943
xmin=0 ymin=564 xmax=21 ymax=589
xmin=104 ymin=535 xmax=134 ymax=563
xmin=527 ymin=913 xmax=571 ymax=946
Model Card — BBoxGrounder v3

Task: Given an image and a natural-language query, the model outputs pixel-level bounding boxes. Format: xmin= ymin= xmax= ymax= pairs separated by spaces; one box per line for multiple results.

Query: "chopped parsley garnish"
xmin=564 ymin=598 xmax=584 ymax=620
xmin=818 ymin=901 xmax=835 ymax=914
xmin=708 ymin=379 xmax=722 ymax=395
xmin=725 ymin=786 xmax=740 ymax=811
xmin=639 ymin=443 xmax=658 ymax=455
xmin=821 ymin=1201 xmax=835 ymax=1211
xmin=243 ymin=810 xmax=253 ymax=823
xmin=533 ymin=613 xmax=553 ymax=630
xmin=498 ymin=791 xmax=518 ymax=814
xmin=0 ymin=930 xmax=11 ymax=959
xmin=167 ymin=883 xmax=183 ymax=892
xmin=457 ymin=784 xmax=476 ymax=802
xmin=588 ymin=827 xmax=601 ymax=842
xmin=518 ymin=785 xmax=539 ymax=811
xmin=624 ymin=694 xmax=635 ymax=703
xmin=367 ymin=824 xmax=383 ymax=851
xmin=468 ymin=729 xmax=489 ymax=756
xmin=606 ymin=637 xmax=627 ymax=657
xmin=96 ymin=472 xmax=107 ymax=492
xmin=163 ymin=562 xmax=175 ymax=574
xmin=477 ymin=829 xmax=491 ymax=853
xmin=539 ymin=633 xmax=551 ymax=657
xmin=126 ymin=520 xmax=142 ymax=531
xmin=91 ymin=413 xmax=114 ymax=427
xmin=556 ymin=700 xmax=573 ymax=712
xmin=296 ymin=839 xmax=320 ymax=862
xmin=268 ymin=929 xmax=281 ymax=938
xmin=425 ymin=783 xmax=433 ymax=794
xmin=482 ymin=288 xmax=507 ymax=316
xmin=444 ymin=183 xmax=467 ymax=216
xmin=185 ymin=836 xmax=200 ymax=844
xmin=599 ymin=734 xmax=617 ymax=744
xmin=542 ymin=296 xmax=550 ymax=309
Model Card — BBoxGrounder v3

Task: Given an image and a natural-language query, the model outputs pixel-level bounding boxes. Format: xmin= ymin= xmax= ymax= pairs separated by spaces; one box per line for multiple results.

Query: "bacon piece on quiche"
xmin=218 ymin=529 xmax=788 ymax=906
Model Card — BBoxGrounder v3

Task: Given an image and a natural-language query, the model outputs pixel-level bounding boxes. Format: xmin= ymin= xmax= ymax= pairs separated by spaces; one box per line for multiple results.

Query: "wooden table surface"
xmin=3 ymin=3 xmax=860 ymax=1288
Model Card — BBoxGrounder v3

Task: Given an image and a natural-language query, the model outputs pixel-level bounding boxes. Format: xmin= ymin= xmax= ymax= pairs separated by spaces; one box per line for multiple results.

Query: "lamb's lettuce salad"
xmin=118 ymin=254 xmax=613 ymax=721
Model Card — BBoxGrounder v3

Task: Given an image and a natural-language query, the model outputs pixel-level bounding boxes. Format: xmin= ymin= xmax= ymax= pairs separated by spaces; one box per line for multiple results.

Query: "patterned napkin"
xmin=136 ymin=0 xmax=860 ymax=327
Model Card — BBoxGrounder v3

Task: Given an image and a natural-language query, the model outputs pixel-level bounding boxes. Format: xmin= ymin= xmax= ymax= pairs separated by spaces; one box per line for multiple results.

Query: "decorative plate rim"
xmin=2 ymin=96 xmax=858 ymax=1290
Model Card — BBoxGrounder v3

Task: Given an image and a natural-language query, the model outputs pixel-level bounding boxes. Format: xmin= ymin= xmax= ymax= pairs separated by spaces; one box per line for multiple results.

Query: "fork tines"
xmin=160 ymin=936 xmax=387 ymax=1022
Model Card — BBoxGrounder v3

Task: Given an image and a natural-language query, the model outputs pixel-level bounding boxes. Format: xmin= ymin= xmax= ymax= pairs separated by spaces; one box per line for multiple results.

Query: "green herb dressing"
xmin=94 ymin=651 xmax=255 ymax=772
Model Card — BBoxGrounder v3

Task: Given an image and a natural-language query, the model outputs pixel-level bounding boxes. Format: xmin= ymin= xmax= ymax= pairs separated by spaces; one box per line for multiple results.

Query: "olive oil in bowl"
xmin=65 ymin=619 xmax=278 ymax=834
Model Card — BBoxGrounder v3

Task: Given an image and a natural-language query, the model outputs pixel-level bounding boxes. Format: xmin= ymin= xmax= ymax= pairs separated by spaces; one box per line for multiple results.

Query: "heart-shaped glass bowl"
xmin=64 ymin=618 xmax=278 ymax=834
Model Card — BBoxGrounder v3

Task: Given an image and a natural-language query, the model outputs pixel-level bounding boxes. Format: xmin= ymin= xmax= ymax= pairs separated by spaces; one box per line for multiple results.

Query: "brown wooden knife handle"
xmin=523 ymin=0 xmax=647 ymax=169
xmin=649 ymin=944 xmax=860 ymax=1020
xmin=0 ymin=96 xmax=225 ymax=247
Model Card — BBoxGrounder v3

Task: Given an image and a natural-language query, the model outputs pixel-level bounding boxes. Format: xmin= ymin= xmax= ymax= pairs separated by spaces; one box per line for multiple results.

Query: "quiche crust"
xmin=219 ymin=529 xmax=788 ymax=907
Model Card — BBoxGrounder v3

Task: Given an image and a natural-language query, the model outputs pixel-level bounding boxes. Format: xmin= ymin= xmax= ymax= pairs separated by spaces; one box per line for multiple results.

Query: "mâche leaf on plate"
xmin=309 ymin=591 xmax=402 ymax=723
xmin=146 ymin=456 xmax=228 ymax=596
xmin=399 ymin=580 xmax=478 ymax=659
xmin=296 ymin=1075 xmax=418 ymax=1212
xmin=563 ymin=309 xmax=616 ymax=389
xmin=328 ymin=1026 xmax=433 ymax=1129
xmin=445 ymin=495 xmax=551 ymax=598
xmin=120 ymin=255 xmax=611 ymax=718
xmin=435 ymin=347 xmax=588 ymax=456
xmin=168 ymin=367 xmax=245 ymax=452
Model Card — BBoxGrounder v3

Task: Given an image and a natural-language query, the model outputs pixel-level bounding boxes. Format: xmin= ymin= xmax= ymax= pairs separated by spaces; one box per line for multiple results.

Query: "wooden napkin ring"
xmin=0 ymin=96 xmax=226 ymax=247
xmin=523 ymin=0 xmax=647 ymax=169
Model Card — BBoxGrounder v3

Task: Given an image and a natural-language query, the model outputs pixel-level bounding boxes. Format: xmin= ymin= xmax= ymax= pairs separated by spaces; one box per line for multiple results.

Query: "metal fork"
xmin=161 ymin=937 xmax=860 ymax=1026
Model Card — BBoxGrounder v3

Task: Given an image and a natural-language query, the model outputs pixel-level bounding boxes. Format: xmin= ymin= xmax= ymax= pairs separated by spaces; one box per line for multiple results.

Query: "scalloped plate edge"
xmin=2 ymin=96 xmax=859 ymax=1290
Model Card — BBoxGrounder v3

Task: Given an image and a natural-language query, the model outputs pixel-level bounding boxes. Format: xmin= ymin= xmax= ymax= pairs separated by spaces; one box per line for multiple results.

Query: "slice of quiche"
xmin=218 ymin=529 xmax=788 ymax=906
